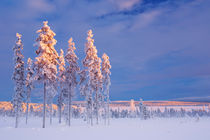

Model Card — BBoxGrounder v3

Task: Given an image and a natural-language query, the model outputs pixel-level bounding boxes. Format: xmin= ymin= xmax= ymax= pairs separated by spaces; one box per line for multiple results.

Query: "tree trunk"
xmin=58 ymin=93 xmax=62 ymax=124
xmin=26 ymin=101 xmax=29 ymax=124
xmin=86 ymin=95 xmax=90 ymax=124
xmin=90 ymin=102 xmax=93 ymax=126
xmin=104 ymin=101 xmax=107 ymax=125
xmin=107 ymin=90 xmax=110 ymax=125
xmin=87 ymin=108 xmax=89 ymax=124
xmin=50 ymin=103 xmax=52 ymax=125
xmin=42 ymin=81 xmax=46 ymax=128
xmin=15 ymin=105 xmax=19 ymax=128
xmin=96 ymin=90 xmax=99 ymax=125
xmin=58 ymin=105 xmax=61 ymax=124
xmin=90 ymin=93 xmax=93 ymax=126
xmin=68 ymin=90 xmax=71 ymax=126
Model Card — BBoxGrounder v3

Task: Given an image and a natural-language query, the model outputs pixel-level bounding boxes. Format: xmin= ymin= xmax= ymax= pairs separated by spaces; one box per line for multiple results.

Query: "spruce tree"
xmin=34 ymin=21 xmax=59 ymax=128
xmin=139 ymin=98 xmax=144 ymax=119
xmin=102 ymin=53 xmax=111 ymax=125
xmin=25 ymin=58 xmax=34 ymax=124
xmin=65 ymin=38 xmax=79 ymax=126
xmin=12 ymin=33 xmax=25 ymax=128
xmin=57 ymin=49 xmax=66 ymax=124
xmin=83 ymin=30 xmax=103 ymax=125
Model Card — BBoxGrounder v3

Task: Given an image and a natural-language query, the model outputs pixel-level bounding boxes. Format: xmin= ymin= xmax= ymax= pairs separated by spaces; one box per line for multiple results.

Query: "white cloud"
xmin=26 ymin=0 xmax=55 ymax=13
xmin=130 ymin=10 xmax=162 ymax=30
xmin=108 ymin=0 xmax=142 ymax=10
xmin=12 ymin=0 xmax=56 ymax=20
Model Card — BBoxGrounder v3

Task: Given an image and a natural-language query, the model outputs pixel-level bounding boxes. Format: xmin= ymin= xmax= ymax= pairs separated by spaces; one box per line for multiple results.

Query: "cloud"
xmin=130 ymin=9 xmax=161 ymax=30
xmin=108 ymin=0 xmax=142 ymax=11
xmin=27 ymin=0 xmax=55 ymax=13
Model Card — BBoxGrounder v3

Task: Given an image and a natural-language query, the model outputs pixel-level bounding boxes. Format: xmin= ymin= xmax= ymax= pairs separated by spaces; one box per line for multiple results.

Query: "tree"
xmin=139 ymin=98 xmax=149 ymax=120
xmin=83 ymin=30 xmax=103 ymax=125
xmin=139 ymin=98 xmax=144 ymax=119
xmin=65 ymin=38 xmax=79 ymax=126
xmin=12 ymin=33 xmax=25 ymax=128
xmin=142 ymin=105 xmax=149 ymax=120
xmin=57 ymin=49 xmax=66 ymax=123
xmin=102 ymin=53 xmax=111 ymax=125
xmin=92 ymin=56 xmax=103 ymax=125
xmin=25 ymin=58 xmax=34 ymax=124
xmin=34 ymin=21 xmax=59 ymax=128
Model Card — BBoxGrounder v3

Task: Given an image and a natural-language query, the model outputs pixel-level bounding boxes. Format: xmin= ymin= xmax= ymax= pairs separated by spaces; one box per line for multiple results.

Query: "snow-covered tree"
xmin=139 ymin=98 xmax=149 ymax=120
xmin=82 ymin=30 xmax=103 ymax=125
xmin=102 ymin=53 xmax=111 ymax=125
xmin=139 ymin=98 xmax=144 ymax=119
xmin=34 ymin=21 xmax=59 ymax=128
xmin=92 ymin=57 xmax=103 ymax=124
xmin=25 ymin=58 xmax=34 ymax=124
xmin=142 ymin=105 xmax=149 ymax=120
xmin=82 ymin=30 xmax=95 ymax=125
xmin=65 ymin=37 xmax=79 ymax=126
xmin=57 ymin=49 xmax=66 ymax=123
xmin=12 ymin=33 xmax=25 ymax=128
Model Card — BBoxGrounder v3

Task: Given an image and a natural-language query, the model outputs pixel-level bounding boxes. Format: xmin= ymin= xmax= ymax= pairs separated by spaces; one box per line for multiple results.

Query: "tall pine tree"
xmin=12 ymin=33 xmax=25 ymax=128
xmin=57 ymin=49 xmax=66 ymax=124
xmin=65 ymin=38 xmax=79 ymax=126
xmin=102 ymin=53 xmax=111 ymax=125
xmin=83 ymin=30 xmax=103 ymax=125
xmin=34 ymin=21 xmax=59 ymax=128
xmin=25 ymin=58 xmax=34 ymax=124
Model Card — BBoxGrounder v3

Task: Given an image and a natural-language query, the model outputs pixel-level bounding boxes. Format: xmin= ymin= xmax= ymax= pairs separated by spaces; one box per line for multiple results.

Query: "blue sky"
xmin=0 ymin=0 xmax=210 ymax=102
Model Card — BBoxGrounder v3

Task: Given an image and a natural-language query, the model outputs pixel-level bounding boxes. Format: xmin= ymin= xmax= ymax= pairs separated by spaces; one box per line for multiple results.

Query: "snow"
xmin=0 ymin=117 xmax=210 ymax=140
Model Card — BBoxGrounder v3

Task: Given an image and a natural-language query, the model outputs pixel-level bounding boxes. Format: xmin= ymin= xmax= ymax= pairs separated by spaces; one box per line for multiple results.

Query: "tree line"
xmin=12 ymin=21 xmax=111 ymax=128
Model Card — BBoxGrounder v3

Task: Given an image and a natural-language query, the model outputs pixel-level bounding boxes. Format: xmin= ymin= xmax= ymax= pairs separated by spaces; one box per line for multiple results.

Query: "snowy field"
xmin=0 ymin=117 xmax=210 ymax=140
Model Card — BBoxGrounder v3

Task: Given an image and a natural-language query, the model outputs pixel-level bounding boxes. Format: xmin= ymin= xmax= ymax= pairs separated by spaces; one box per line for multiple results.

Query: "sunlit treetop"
xmin=34 ymin=21 xmax=59 ymax=82
xmin=16 ymin=33 xmax=22 ymax=39
xmin=102 ymin=53 xmax=111 ymax=75
xmin=58 ymin=49 xmax=66 ymax=82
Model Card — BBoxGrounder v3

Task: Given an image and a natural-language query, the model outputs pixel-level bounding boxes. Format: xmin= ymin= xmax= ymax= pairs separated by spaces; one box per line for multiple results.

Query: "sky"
xmin=0 ymin=0 xmax=210 ymax=102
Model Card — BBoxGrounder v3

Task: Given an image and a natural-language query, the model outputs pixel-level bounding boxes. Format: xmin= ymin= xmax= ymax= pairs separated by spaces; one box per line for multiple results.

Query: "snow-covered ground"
xmin=0 ymin=117 xmax=210 ymax=140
